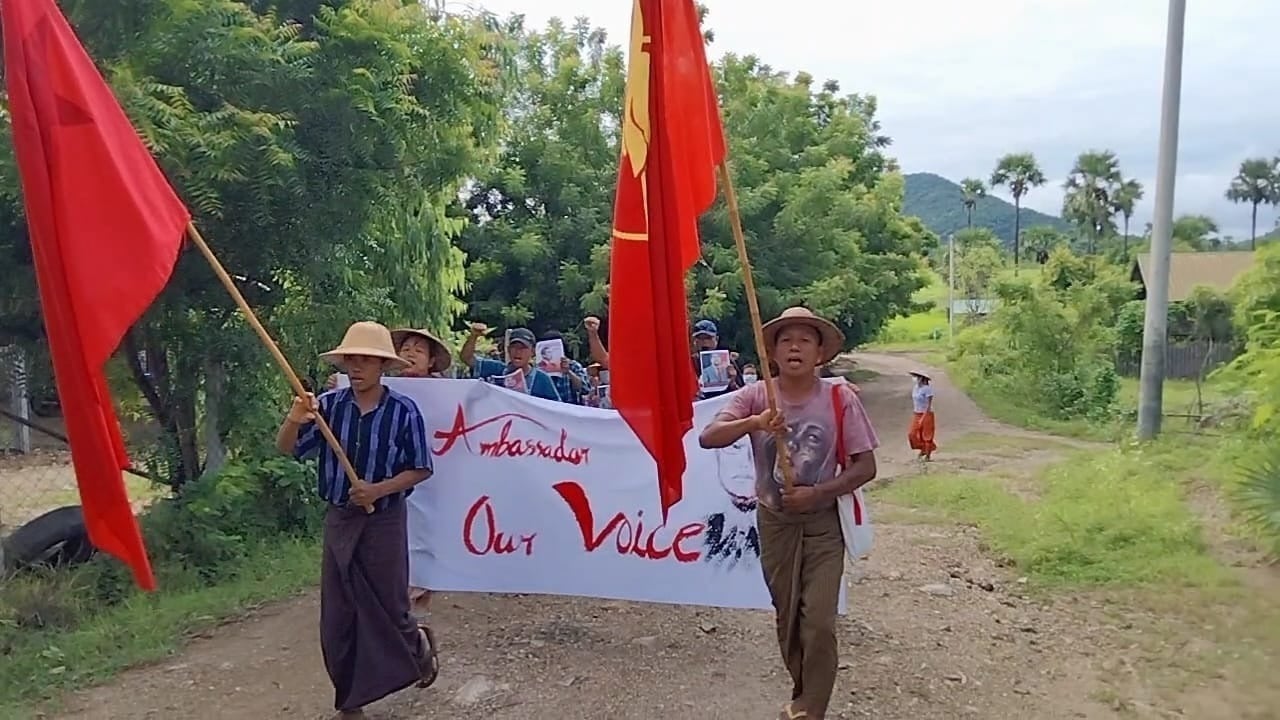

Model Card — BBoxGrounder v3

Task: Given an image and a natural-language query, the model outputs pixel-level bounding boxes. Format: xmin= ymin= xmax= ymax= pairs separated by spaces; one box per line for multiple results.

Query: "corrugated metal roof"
xmin=1132 ymin=251 xmax=1256 ymax=301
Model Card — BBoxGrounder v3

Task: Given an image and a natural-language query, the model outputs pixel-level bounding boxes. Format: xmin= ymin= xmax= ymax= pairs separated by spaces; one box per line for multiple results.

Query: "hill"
xmin=903 ymin=172 xmax=1071 ymax=246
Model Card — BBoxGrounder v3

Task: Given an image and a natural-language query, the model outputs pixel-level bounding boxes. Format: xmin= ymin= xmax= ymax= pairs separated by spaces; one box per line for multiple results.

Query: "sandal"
xmin=777 ymin=703 xmax=808 ymax=719
xmin=415 ymin=623 xmax=440 ymax=688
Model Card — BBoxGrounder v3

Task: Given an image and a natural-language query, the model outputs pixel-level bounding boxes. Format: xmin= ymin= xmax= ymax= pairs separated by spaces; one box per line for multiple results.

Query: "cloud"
xmin=472 ymin=0 xmax=1280 ymax=238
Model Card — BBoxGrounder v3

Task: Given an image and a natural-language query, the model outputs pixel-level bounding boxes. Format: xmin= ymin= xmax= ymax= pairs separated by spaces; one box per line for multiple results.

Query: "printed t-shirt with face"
xmin=717 ymin=379 xmax=879 ymax=511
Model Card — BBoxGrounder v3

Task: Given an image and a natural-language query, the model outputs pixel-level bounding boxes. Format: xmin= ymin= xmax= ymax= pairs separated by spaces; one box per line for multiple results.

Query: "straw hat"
xmin=909 ymin=370 xmax=932 ymax=382
xmin=390 ymin=327 xmax=453 ymax=374
xmin=319 ymin=321 xmax=410 ymax=369
xmin=762 ymin=306 xmax=846 ymax=365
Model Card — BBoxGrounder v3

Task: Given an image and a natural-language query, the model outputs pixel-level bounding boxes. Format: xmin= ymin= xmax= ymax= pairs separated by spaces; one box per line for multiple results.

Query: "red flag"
xmin=3 ymin=0 xmax=192 ymax=590
xmin=609 ymin=0 xmax=726 ymax=520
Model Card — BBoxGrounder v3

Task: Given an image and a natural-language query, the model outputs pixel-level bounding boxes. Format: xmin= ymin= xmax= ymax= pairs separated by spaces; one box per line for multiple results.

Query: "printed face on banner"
xmin=698 ymin=349 xmax=731 ymax=392
xmin=535 ymin=339 xmax=565 ymax=376
xmin=393 ymin=379 xmax=852 ymax=612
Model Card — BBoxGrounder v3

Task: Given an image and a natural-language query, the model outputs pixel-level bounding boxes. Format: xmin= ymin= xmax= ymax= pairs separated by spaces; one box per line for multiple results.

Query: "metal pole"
xmin=1137 ymin=0 xmax=1186 ymax=440
xmin=947 ymin=233 xmax=956 ymax=342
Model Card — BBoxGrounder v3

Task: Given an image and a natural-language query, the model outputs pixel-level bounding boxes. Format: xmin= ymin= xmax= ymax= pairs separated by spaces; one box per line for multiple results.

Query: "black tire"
xmin=2 ymin=505 xmax=97 ymax=571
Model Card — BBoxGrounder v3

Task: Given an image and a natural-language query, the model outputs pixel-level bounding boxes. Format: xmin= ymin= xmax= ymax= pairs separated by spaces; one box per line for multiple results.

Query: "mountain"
xmin=903 ymin=172 xmax=1071 ymax=246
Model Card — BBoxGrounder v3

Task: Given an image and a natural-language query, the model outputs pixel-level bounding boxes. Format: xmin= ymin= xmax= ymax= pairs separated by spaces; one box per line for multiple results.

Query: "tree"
xmin=0 ymin=0 xmax=503 ymax=485
xmin=955 ymin=243 xmax=1004 ymax=312
xmin=1062 ymin=150 xmax=1122 ymax=254
xmin=1171 ymin=215 xmax=1222 ymax=251
xmin=989 ymin=152 xmax=1046 ymax=268
xmin=1021 ymin=226 xmax=1070 ymax=263
xmin=1111 ymin=178 xmax=1144 ymax=256
xmin=1225 ymin=157 xmax=1279 ymax=250
xmin=959 ymin=178 xmax=986 ymax=229
xmin=689 ymin=55 xmax=931 ymax=355
xmin=456 ymin=18 xmax=625 ymax=349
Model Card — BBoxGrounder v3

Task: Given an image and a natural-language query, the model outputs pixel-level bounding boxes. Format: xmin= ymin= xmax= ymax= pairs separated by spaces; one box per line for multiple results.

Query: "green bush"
xmin=951 ymin=265 xmax=1120 ymax=422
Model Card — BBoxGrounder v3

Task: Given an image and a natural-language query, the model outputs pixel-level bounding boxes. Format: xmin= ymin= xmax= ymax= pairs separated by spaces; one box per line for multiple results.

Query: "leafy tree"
xmin=1111 ymin=177 xmax=1144 ymax=255
xmin=0 ymin=0 xmax=502 ymax=485
xmin=1225 ymin=157 xmax=1279 ymax=250
xmin=989 ymin=152 xmax=1046 ymax=267
xmin=1062 ymin=150 xmax=1122 ymax=254
xmin=455 ymin=17 xmax=624 ymax=350
xmin=1021 ymin=226 xmax=1070 ymax=263
xmin=1171 ymin=215 xmax=1222 ymax=251
xmin=959 ymin=177 xmax=986 ymax=228
xmin=687 ymin=55 xmax=931 ymax=356
xmin=955 ymin=243 xmax=1004 ymax=313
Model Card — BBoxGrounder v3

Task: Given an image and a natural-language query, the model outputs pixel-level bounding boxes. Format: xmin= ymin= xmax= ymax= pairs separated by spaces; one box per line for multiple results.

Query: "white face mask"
xmin=743 ymin=372 xmax=758 ymax=384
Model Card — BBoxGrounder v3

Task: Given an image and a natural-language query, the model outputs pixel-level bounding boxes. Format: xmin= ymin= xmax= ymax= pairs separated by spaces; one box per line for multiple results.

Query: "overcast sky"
xmin=470 ymin=0 xmax=1280 ymax=239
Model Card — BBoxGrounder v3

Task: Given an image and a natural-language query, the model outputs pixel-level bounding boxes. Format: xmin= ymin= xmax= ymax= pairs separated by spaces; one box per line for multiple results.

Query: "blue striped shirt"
xmin=293 ymin=386 xmax=432 ymax=510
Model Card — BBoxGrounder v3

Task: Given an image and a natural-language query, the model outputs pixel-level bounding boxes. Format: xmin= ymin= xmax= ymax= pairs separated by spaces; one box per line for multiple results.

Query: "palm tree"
xmin=989 ymin=152 xmax=1046 ymax=267
xmin=1062 ymin=150 xmax=1122 ymax=254
xmin=1111 ymin=178 xmax=1144 ymax=255
xmin=959 ymin=178 xmax=986 ymax=228
xmin=1225 ymin=157 xmax=1279 ymax=249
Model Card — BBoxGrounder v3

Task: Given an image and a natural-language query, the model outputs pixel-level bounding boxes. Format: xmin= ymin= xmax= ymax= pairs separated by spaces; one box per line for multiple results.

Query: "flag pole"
xmin=716 ymin=163 xmax=797 ymax=491
xmin=184 ymin=223 xmax=374 ymax=513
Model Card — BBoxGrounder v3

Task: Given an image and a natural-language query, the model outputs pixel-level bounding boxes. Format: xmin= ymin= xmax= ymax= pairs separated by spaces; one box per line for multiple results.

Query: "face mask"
xmin=743 ymin=373 xmax=758 ymax=384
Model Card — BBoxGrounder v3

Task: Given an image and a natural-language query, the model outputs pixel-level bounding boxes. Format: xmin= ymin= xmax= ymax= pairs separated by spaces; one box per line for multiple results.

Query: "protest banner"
xmin=350 ymin=378 xmax=871 ymax=611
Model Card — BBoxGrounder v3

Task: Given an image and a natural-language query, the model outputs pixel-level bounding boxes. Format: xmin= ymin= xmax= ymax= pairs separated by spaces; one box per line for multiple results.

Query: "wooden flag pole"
xmin=184 ymin=223 xmax=374 ymax=513
xmin=716 ymin=162 xmax=797 ymax=491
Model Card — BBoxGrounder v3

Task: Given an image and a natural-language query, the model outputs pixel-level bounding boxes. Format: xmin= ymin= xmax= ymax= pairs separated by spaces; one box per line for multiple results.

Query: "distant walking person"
xmin=908 ymin=371 xmax=937 ymax=461
xmin=276 ymin=321 xmax=439 ymax=719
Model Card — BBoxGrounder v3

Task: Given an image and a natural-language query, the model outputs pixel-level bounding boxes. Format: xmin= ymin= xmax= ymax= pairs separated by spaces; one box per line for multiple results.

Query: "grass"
xmin=0 ymin=538 xmax=320 ymax=717
xmin=874 ymin=441 xmax=1235 ymax=589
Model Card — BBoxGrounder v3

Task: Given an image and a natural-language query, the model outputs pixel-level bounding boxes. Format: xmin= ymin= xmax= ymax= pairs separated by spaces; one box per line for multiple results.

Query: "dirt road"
xmin=46 ymin=354 xmax=1264 ymax=719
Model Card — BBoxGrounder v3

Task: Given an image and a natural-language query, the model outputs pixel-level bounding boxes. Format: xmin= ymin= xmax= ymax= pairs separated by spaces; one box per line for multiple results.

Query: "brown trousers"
xmin=758 ymin=503 xmax=845 ymax=719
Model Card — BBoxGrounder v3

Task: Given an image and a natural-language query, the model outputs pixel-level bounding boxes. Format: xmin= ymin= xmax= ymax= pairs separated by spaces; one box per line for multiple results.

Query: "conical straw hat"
xmin=319 ymin=321 xmax=409 ymax=369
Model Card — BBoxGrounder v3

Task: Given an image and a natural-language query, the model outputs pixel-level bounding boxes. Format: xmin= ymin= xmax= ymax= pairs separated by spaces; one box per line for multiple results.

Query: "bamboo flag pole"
xmin=184 ymin=223 xmax=374 ymax=513
xmin=715 ymin=163 xmax=798 ymax=491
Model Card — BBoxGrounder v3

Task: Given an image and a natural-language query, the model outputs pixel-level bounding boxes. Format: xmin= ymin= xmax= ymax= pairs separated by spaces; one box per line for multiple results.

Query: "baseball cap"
xmin=692 ymin=319 xmax=718 ymax=337
xmin=507 ymin=328 xmax=536 ymax=348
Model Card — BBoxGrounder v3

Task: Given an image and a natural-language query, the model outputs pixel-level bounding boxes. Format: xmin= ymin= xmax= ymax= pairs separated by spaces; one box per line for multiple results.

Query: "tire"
xmin=2 ymin=505 xmax=97 ymax=571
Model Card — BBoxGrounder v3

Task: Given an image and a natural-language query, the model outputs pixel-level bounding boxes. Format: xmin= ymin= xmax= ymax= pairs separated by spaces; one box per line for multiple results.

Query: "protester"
xmin=384 ymin=328 xmax=454 ymax=622
xmin=908 ymin=370 xmax=937 ymax=461
xmin=324 ymin=325 xmax=452 ymax=389
xmin=691 ymin=319 xmax=741 ymax=399
xmin=539 ymin=329 xmax=592 ymax=404
xmin=583 ymin=315 xmax=609 ymax=367
xmin=460 ymin=323 xmax=560 ymax=401
xmin=742 ymin=363 xmax=759 ymax=384
xmin=275 ymin=321 xmax=439 ymax=718
xmin=698 ymin=307 xmax=879 ymax=720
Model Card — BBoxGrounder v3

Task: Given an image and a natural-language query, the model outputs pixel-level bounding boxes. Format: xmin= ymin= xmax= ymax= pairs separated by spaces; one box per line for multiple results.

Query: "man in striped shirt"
xmin=275 ymin=321 xmax=438 ymax=719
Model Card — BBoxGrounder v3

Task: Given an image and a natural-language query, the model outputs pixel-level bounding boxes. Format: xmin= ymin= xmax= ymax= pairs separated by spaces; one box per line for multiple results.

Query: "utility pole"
xmin=947 ymin=233 xmax=956 ymax=342
xmin=1137 ymin=0 xmax=1186 ymax=440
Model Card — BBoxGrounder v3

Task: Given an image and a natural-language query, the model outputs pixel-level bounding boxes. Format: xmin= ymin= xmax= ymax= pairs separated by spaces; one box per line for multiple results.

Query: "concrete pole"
xmin=947 ymin=233 xmax=956 ymax=342
xmin=1137 ymin=0 xmax=1187 ymax=440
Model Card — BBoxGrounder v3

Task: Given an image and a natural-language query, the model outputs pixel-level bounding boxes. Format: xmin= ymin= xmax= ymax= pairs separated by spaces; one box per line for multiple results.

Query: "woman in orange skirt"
xmin=908 ymin=371 xmax=937 ymax=460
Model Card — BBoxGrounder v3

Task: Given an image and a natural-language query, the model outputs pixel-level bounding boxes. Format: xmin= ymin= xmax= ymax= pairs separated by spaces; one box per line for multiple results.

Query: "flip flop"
xmin=777 ymin=702 xmax=808 ymax=719
xmin=415 ymin=623 xmax=440 ymax=688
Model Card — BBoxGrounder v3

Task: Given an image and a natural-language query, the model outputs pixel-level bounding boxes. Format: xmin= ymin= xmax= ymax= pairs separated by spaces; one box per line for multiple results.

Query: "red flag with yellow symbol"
xmin=609 ymin=0 xmax=726 ymax=521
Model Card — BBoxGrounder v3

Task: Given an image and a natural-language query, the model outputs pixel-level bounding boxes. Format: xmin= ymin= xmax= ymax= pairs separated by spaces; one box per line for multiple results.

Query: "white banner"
xmin=362 ymin=378 xmax=861 ymax=611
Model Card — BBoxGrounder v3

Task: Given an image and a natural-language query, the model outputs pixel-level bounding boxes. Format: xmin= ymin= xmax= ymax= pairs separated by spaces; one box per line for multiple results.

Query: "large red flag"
xmin=609 ymin=0 xmax=726 ymax=520
xmin=3 ymin=0 xmax=191 ymax=590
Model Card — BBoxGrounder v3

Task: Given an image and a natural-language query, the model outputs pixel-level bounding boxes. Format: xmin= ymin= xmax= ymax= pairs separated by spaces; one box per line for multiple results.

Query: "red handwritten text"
xmin=433 ymin=406 xmax=590 ymax=465
xmin=552 ymin=481 xmax=703 ymax=562
xmin=463 ymin=496 xmax=537 ymax=556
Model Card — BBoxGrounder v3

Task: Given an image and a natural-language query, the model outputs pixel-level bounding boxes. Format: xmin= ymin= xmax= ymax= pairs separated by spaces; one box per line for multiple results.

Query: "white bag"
xmin=830 ymin=382 xmax=874 ymax=559
xmin=837 ymin=489 xmax=873 ymax=559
